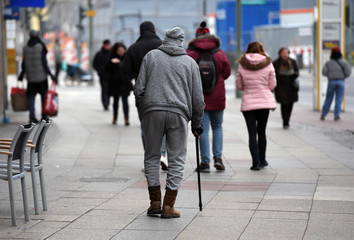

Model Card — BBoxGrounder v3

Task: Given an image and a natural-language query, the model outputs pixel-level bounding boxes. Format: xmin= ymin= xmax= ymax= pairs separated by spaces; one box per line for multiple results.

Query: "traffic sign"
xmin=10 ymin=0 xmax=45 ymax=8
xmin=86 ymin=10 xmax=96 ymax=17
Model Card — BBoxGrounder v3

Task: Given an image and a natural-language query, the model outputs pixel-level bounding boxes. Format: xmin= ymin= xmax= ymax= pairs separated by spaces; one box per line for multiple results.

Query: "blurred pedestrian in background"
xmin=54 ymin=38 xmax=62 ymax=85
xmin=134 ymin=27 xmax=204 ymax=218
xmin=93 ymin=39 xmax=111 ymax=111
xmin=123 ymin=21 xmax=168 ymax=171
xmin=321 ymin=47 xmax=351 ymax=121
xmin=187 ymin=21 xmax=231 ymax=173
xmin=273 ymin=47 xmax=299 ymax=129
xmin=236 ymin=42 xmax=276 ymax=171
xmin=18 ymin=30 xmax=55 ymax=123
xmin=105 ymin=42 xmax=132 ymax=125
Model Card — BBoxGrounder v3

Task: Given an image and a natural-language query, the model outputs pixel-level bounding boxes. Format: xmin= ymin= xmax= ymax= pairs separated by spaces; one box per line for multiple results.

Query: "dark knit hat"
xmin=29 ymin=30 xmax=40 ymax=38
xmin=103 ymin=39 xmax=110 ymax=45
xmin=195 ymin=21 xmax=210 ymax=37
xmin=140 ymin=21 xmax=156 ymax=35
xmin=331 ymin=46 xmax=341 ymax=54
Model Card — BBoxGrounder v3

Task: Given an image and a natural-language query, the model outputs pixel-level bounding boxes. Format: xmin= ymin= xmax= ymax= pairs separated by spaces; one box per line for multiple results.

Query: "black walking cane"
xmin=195 ymin=136 xmax=203 ymax=211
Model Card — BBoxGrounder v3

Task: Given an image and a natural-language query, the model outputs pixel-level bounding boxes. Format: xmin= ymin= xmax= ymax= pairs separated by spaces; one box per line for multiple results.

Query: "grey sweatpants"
xmin=142 ymin=111 xmax=188 ymax=190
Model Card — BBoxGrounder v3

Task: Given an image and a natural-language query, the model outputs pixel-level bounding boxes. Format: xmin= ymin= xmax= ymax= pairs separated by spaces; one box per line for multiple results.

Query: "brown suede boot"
xmin=124 ymin=117 xmax=130 ymax=126
xmin=112 ymin=116 xmax=117 ymax=125
xmin=161 ymin=188 xmax=180 ymax=218
xmin=147 ymin=185 xmax=162 ymax=216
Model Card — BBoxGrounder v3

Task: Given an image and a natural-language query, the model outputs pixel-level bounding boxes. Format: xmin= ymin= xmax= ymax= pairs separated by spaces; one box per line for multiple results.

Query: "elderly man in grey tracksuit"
xmin=134 ymin=27 xmax=205 ymax=218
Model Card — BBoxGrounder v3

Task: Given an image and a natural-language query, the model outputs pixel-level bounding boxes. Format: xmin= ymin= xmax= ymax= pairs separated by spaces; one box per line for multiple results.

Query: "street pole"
xmin=203 ymin=0 xmax=207 ymax=19
xmin=235 ymin=0 xmax=242 ymax=98
xmin=348 ymin=2 xmax=353 ymax=66
xmin=0 ymin=0 xmax=7 ymax=123
xmin=88 ymin=0 xmax=94 ymax=76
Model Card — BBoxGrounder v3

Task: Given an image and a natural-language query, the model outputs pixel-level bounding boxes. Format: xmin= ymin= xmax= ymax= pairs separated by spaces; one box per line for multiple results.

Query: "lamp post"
xmin=235 ymin=0 xmax=242 ymax=98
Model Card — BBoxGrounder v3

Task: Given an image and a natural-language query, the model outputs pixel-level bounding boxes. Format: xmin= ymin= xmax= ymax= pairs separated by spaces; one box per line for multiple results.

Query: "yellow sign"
xmin=86 ymin=10 xmax=96 ymax=17
xmin=7 ymin=49 xmax=16 ymax=74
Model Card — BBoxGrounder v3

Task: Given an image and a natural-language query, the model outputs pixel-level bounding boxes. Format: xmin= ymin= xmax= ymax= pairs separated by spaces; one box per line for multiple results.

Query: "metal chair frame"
xmin=0 ymin=123 xmax=35 ymax=226
xmin=0 ymin=119 xmax=52 ymax=215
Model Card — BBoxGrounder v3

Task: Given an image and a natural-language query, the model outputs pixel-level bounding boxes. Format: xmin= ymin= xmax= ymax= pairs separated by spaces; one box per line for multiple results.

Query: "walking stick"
xmin=195 ymin=136 xmax=203 ymax=211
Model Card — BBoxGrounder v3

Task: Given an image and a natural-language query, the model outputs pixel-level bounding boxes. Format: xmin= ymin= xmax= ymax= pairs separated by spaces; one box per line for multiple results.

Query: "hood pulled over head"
xmin=158 ymin=27 xmax=186 ymax=56
xmin=239 ymin=53 xmax=272 ymax=71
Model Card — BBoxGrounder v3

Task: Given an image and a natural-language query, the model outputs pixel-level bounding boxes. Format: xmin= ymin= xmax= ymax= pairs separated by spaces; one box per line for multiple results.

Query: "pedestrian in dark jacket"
xmin=321 ymin=47 xmax=351 ymax=121
xmin=18 ymin=30 xmax=55 ymax=123
xmin=54 ymin=38 xmax=62 ymax=85
xmin=187 ymin=21 xmax=231 ymax=173
xmin=122 ymin=21 xmax=168 ymax=170
xmin=273 ymin=47 xmax=299 ymax=129
xmin=123 ymin=21 xmax=162 ymax=79
xmin=134 ymin=27 xmax=205 ymax=219
xmin=93 ymin=39 xmax=111 ymax=110
xmin=105 ymin=42 xmax=132 ymax=125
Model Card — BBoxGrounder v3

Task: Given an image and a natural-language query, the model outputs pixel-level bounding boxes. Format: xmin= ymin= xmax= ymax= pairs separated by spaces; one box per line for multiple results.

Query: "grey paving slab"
xmin=198 ymin=208 xmax=254 ymax=218
xmin=304 ymin=213 xmax=354 ymax=240
xmin=258 ymin=199 xmax=312 ymax=212
xmin=272 ymin=168 xmax=318 ymax=183
xmin=95 ymin=198 xmax=147 ymax=213
xmin=300 ymin=158 xmax=347 ymax=169
xmin=210 ymin=191 xmax=265 ymax=203
xmin=311 ymin=200 xmax=354 ymax=214
xmin=177 ymin=216 xmax=250 ymax=240
xmin=112 ymin=230 xmax=180 ymax=240
xmin=314 ymin=186 xmax=354 ymax=201
xmin=206 ymin=199 xmax=259 ymax=210
xmin=253 ymin=210 xmax=309 ymax=220
xmin=318 ymin=175 xmax=354 ymax=187
xmin=174 ymin=190 xmax=216 ymax=208
xmin=240 ymin=218 xmax=307 ymax=240
xmin=266 ymin=182 xmax=317 ymax=197
xmin=125 ymin=212 xmax=194 ymax=231
xmin=47 ymin=228 xmax=118 ymax=240
xmin=64 ymin=214 xmax=135 ymax=230
xmin=12 ymin=221 xmax=69 ymax=239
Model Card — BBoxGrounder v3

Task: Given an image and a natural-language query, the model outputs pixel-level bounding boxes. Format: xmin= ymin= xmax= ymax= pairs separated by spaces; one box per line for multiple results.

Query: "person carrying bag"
xmin=42 ymin=80 xmax=58 ymax=117
xmin=11 ymin=81 xmax=29 ymax=111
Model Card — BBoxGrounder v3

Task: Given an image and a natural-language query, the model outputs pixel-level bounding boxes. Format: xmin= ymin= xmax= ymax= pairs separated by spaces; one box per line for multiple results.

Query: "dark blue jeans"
xmin=200 ymin=111 xmax=224 ymax=164
xmin=322 ymin=80 xmax=345 ymax=117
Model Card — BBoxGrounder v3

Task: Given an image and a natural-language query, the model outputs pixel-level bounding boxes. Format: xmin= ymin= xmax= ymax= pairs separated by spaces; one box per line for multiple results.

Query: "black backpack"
xmin=189 ymin=46 xmax=220 ymax=94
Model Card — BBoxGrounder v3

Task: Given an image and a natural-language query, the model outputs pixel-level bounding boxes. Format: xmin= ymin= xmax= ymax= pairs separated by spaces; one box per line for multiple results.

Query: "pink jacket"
xmin=236 ymin=53 xmax=277 ymax=111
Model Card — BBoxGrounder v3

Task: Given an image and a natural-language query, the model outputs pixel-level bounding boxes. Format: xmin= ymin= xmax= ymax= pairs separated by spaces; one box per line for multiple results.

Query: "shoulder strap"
xmin=335 ymin=59 xmax=345 ymax=74
xmin=210 ymin=47 xmax=220 ymax=54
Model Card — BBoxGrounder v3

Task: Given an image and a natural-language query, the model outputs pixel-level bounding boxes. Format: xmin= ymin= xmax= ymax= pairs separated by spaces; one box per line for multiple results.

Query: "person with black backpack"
xmin=187 ymin=21 xmax=231 ymax=173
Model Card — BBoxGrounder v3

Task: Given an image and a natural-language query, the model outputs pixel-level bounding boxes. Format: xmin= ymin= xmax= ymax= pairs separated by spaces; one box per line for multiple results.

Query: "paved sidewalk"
xmin=0 ymin=82 xmax=354 ymax=240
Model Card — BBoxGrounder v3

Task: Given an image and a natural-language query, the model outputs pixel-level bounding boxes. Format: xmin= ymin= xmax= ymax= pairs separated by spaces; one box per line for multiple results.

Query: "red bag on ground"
xmin=42 ymin=81 xmax=58 ymax=116
xmin=11 ymin=84 xmax=29 ymax=111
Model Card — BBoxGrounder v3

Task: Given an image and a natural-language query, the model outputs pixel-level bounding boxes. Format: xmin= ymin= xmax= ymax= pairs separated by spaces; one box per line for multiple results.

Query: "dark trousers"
xmin=113 ymin=95 xmax=129 ymax=119
xmin=27 ymin=81 xmax=48 ymax=120
xmin=281 ymin=103 xmax=294 ymax=127
xmin=99 ymin=78 xmax=110 ymax=109
xmin=54 ymin=62 xmax=61 ymax=85
xmin=242 ymin=109 xmax=270 ymax=167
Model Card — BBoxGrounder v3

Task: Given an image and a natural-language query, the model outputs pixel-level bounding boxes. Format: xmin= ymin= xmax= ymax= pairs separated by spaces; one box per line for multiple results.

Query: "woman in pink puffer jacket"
xmin=236 ymin=42 xmax=277 ymax=171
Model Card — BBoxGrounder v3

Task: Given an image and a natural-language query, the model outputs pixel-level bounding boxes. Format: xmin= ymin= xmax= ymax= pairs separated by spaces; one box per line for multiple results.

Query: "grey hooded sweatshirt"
xmin=134 ymin=27 xmax=205 ymax=128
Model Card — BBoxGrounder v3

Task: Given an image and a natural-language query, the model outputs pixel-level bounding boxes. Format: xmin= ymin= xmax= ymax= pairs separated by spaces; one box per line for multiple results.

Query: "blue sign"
xmin=4 ymin=7 xmax=20 ymax=20
xmin=10 ymin=0 xmax=45 ymax=7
